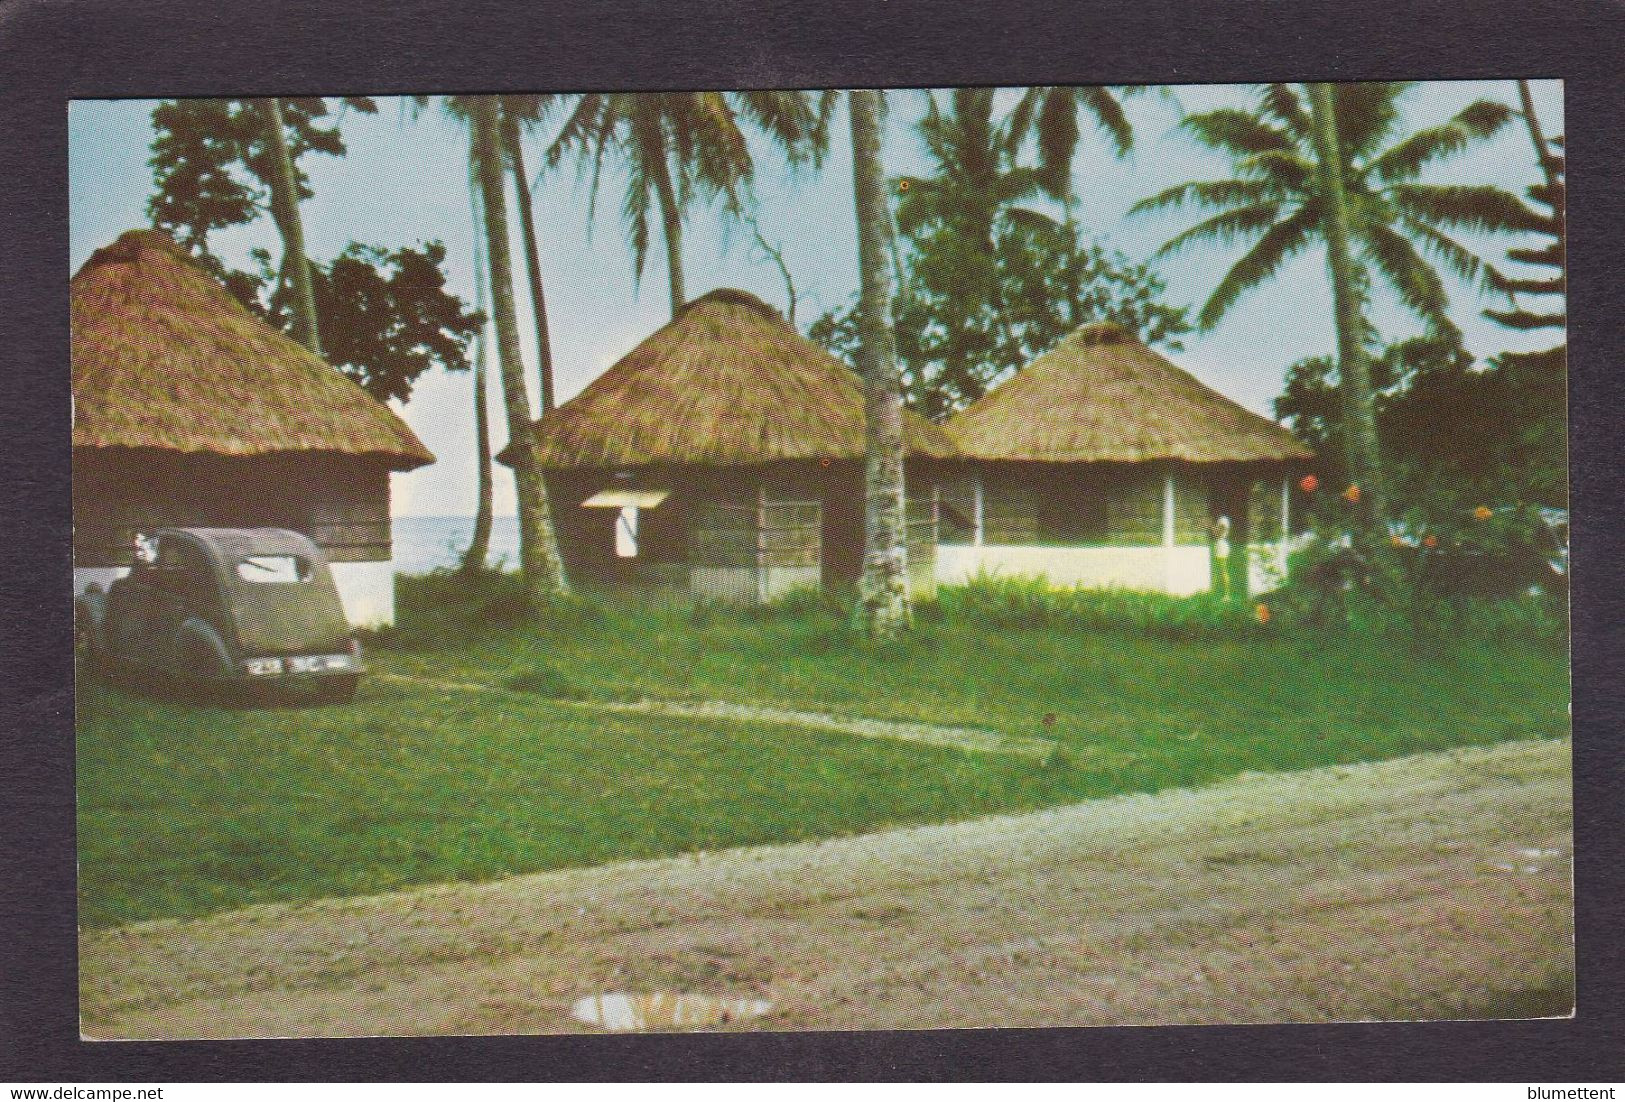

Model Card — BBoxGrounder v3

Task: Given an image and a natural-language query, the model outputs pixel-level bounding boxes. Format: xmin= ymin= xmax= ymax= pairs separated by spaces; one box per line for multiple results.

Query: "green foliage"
xmin=544 ymin=90 xmax=832 ymax=288
xmin=148 ymin=96 xmax=377 ymax=252
xmin=1136 ymin=82 xmax=1537 ymax=337
xmin=148 ymin=97 xmax=478 ymax=402
xmin=229 ymin=240 xmax=482 ymax=403
xmin=933 ymin=574 xmax=1264 ymax=641
xmin=810 ymin=87 xmax=1186 ymax=419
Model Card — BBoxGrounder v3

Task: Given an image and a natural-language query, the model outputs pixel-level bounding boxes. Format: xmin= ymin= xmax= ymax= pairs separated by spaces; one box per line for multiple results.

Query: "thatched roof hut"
xmin=71 ymin=229 xmax=433 ymax=627
xmin=947 ymin=322 xmax=1310 ymax=464
xmin=72 ymin=229 xmax=432 ymax=469
xmin=938 ymin=322 xmax=1311 ymax=599
xmin=502 ymin=289 xmax=953 ymax=602
xmin=504 ymin=288 xmax=954 ymax=470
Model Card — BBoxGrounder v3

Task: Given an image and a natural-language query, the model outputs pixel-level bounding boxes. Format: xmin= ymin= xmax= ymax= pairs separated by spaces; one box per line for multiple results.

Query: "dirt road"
xmin=80 ymin=738 xmax=1573 ymax=1038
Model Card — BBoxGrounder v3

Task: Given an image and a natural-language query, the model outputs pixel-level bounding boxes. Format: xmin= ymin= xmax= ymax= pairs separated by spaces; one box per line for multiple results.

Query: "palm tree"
xmin=1134 ymin=81 xmax=1541 ymax=528
xmin=259 ymin=97 xmax=321 ymax=354
xmin=849 ymin=88 xmax=909 ymax=639
xmin=1004 ymin=84 xmax=1141 ymax=203
xmin=1134 ymin=82 xmax=1536 ymax=335
xmin=469 ymin=96 xmax=566 ymax=605
xmin=1305 ymin=83 xmax=1385 ymax=528
xmin=546 ymin=91 xmax=829 ymax=316
xmin=499 ymin=94 xmax=562 ymax=411
xmin=460 ymin=158 xmax=494 ymax=576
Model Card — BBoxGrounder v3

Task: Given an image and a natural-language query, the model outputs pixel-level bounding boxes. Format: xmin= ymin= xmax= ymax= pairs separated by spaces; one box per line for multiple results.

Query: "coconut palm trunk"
xmin=636 ymin=110 xmax=687 ymax=315
xmin=500 ymin=101 xmax=557 ymax=412
xmin=461 ymin=161 xmax=494 ymax=575
xmin=471 ymin=96 xmax=566 ymax=604
xmin=262 ymin=97 xmax=322 ymax=355
xmin=1306 ymin=83 xmax=1386 ymax=533
xmin=849 ymin=89 xmax=909 ymax=639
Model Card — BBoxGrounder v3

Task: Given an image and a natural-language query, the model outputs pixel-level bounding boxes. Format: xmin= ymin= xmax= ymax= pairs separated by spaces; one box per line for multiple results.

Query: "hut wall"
xmin=73 ymin=449 xmax=400 ymax=625
xmin=936 ymin=461 xmax=1215 ymax=596
xmin=549 ymin=459 xmax=942 ymax=603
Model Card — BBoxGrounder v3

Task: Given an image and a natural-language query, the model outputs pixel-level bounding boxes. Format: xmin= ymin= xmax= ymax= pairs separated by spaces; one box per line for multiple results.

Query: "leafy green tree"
xmin=812 ymin=87 xmax=1183 ymax=419
xmin=812 ymin=220 xmax=1188 ymax=420
xmin=230 ymin=241 xmax=481 ymax=404
xmin=147 ymin=96 xmax=478 ymax=402
xmin=546 ymin=91 xmax=830 ymax=315
xmin=148 ymin=96 xmax=378 ymax=354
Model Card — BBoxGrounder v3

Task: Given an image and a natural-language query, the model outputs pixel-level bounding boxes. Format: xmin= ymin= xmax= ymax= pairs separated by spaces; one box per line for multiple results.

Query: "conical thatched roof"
xmin=72 ymin=229 xmax=433 ymax=470
xmin=947 ymin=322 xmax=1312 ymax=464
xmin=504 ymin=288 xmax=956 ymax=470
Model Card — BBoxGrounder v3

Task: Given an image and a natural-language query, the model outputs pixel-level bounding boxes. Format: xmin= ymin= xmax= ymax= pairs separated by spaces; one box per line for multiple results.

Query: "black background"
xmin=3 ymin=0 xmax=1621 ymax=1081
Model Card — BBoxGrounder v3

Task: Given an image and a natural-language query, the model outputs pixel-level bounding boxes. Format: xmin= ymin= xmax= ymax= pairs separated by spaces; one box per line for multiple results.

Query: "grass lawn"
xmin=76 ymin=574 xmax=1570 ymax=929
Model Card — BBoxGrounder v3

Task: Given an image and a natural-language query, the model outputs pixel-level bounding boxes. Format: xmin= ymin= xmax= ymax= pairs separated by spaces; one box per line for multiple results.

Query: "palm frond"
xmin=1360 ymin=220 xmax=1452 ymax=330
xmin=1386 ymin=183 xmax=1550 ymax=235
xmin=1330 ymin=81 xmax=1411 ymax=158
xmin=1255 ymin=83 xmax=1311 ymax=136
xmin=1078 ymin=85 xmax=1133 ymax=157
xmin=1367 ymin=99 xmax=1514 ymax=182
xmin=1398 ymin=216 xmax=1506 ymax=295
xmin=1178 ymin=108 xmax=1294 ymax=158
xmin=1155 ymin=201 xmax=1286 ymax=260
xmin=1129 ymin=178 xmax=1281 ymax=217
xmin=1198 ymin=203 xmax=1320 ymax=328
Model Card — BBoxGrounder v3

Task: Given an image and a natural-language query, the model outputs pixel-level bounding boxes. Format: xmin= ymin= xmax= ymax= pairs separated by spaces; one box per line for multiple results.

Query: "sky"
xmin=68 ymin=81 xmax=1563 ymax=517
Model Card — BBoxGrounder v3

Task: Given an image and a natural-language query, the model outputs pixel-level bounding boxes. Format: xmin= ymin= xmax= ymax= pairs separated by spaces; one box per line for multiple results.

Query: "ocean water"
xmin=393 ymin=515 xmax=521 ymax=575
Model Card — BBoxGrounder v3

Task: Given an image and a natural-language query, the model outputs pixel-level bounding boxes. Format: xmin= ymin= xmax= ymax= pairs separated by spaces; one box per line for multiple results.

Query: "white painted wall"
xmin=77 ymin=562 xmax=400 ymax=629
xmin=74 ymin=566 xmax=127 ymax=597
xmin=330 ymin=559 xmax=397 ymax=629
xmin=937 ymin=544 xmax=1214 ymax=597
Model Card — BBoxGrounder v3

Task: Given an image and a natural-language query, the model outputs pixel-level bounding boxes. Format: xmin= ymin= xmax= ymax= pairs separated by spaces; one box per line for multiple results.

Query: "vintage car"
xmin=76 ymin=527 xmax=363 ymax=704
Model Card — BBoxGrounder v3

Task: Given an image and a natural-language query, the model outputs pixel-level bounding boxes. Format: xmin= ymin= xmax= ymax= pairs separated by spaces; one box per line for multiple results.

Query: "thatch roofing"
xmin=72 ymin=229 xmax=433 ymax=470
xmin=502 ymin=288 xmax=957 ymax=470
xmin=947 ymin=322 xmax=1312 ymax=465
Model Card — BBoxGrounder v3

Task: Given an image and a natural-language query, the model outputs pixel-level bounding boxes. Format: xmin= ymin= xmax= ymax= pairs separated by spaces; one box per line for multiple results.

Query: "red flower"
xmin=1254 ymin=603 xmax=1271 ymax=625
xmin=1342 ymin=484 xmax=1361 ymax=504
xmin=1299 ymin=474 xmax=1320 ymax=494
xmin=1423 ymin=534 xmax=1439 ymax=549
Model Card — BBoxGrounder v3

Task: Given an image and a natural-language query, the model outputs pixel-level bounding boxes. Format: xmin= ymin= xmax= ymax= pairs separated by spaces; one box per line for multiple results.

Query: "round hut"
xmin=941 ymin=321 xmax=1313 ymax=597
xmin=72 ymin=229 xmax=434 ymax=627
xmin=499 ymin=289 xmax=957 ymax=603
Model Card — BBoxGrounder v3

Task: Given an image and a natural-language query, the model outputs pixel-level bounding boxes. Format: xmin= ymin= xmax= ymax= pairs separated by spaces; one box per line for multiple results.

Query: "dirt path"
xmin=375 ymin=671 xmax=1060 ymax=759
xmin=80 ymin=738 xmax=1573 ymax=1039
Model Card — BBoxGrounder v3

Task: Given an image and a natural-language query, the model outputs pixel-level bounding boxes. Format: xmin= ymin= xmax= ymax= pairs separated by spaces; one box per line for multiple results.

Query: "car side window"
xmin=156 ymin=538 xmax=212 ymax=600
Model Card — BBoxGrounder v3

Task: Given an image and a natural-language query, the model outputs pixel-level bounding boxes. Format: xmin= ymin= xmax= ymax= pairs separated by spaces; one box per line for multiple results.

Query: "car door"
xmin=149 ymin=535 xmax=211 ymax=667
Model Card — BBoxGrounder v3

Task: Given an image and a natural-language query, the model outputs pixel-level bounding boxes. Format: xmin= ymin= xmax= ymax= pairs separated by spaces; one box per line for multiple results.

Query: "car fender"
xmin=75 ymin=588 xmax=109 ymax=658
xmin=174 ymin=617 xmax=234 ymax=680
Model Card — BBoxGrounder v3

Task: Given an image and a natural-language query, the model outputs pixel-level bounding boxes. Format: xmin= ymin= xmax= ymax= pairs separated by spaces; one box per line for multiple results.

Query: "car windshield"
xmin=235 ymin=555 xmax=310 ymax=583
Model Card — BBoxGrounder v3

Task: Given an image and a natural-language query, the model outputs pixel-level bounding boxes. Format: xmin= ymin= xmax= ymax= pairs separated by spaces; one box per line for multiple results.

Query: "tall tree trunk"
xmin=500 ymin=101 xmax=557 ymax=412
xmin=472 ymin=96 xmax=566 ymax=604
xmin=1516 ymin=80 xmax=1561 ymax=203
xmin=1306 ymin=83 xmax=1386 ymax=535
xmin=261 ymin=97 xmax=322 ymax=356
xmin=849 ymin=89 xmax=909 ymax=639
xmin=638 ymin=111 xmax=687 ymax=316
xmin=461 ymin=160 xmax=494 ymax=576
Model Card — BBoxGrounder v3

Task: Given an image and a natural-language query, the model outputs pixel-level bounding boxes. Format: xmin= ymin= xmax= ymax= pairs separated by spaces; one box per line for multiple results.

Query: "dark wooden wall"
xmin=74 ymin=449 xmax=393 ymax=566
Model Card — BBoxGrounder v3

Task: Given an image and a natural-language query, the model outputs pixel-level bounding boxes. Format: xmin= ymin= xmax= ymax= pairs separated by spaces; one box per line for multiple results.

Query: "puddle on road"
xmin=571 ymin=992 xmax=772 ymax=1032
